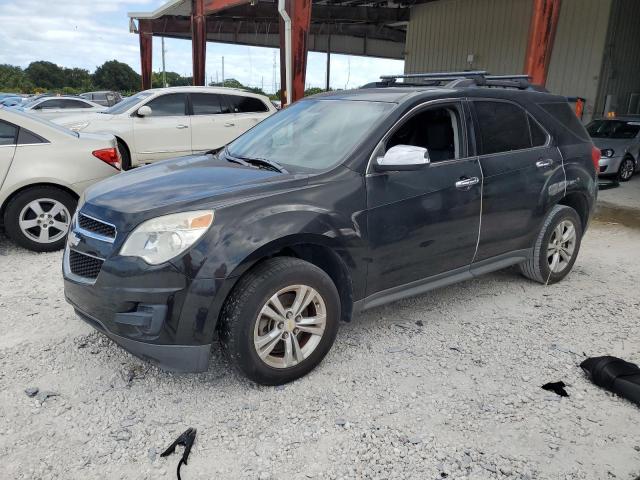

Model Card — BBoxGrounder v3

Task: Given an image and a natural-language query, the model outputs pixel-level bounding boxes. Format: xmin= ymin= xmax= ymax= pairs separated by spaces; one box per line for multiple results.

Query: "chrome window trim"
xmin=77 ymin=212 xmax=117 ymax=243
xmin=365 ymin=98 xmax=472 ymax=175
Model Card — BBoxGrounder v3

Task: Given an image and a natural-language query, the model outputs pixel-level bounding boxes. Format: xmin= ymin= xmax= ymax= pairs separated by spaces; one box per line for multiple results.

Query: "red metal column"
xmin=279 ymin=0 xmax=312 ymax=105
xmin=523 ymin=0 xmax=562 ymax=86
xmin=139 ymin=20 xmax=153 ymax=90
xmin=192 ymin=0 xmax=207 ymax=86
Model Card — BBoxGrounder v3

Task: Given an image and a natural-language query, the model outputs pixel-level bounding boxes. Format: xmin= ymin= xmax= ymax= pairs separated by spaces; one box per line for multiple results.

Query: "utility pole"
xmin=326 ymin=34 xmax=331 ymax=91
xmin=221 ymin=56 xmax=225 ymax=86
xmin=272 ymin=50 xmax=277 ymax=94
xmin=161 ymin=37 xmax=167 ymax=87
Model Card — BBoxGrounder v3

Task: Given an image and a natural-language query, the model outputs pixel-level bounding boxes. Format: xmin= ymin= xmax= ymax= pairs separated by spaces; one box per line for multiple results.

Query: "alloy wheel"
xmin=547 ymin=220 xmax=576 ymax=274
xmin=18 ymin=198 xmax=71 ymax=244
xmin=620 ymin=159 xmax=634 ymax=181
xmin=253 ymin=284 xmax=327 ymax=369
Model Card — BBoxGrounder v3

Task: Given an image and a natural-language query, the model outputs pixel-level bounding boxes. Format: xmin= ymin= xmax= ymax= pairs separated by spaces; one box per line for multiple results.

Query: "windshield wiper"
xmin=225 ymin=149 xmax=288 ymax=173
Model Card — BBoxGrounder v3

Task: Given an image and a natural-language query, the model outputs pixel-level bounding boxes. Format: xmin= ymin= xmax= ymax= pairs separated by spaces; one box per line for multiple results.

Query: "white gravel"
xmin=1 ymin=214 xmax=640 ymax=480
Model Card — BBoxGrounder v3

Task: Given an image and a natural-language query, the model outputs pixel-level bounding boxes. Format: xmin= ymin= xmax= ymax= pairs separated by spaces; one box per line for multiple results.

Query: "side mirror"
xmin=137 ymin=105 xmax=152 ymax=117
xmin=375 ymin=145 xmax=430 ymax=172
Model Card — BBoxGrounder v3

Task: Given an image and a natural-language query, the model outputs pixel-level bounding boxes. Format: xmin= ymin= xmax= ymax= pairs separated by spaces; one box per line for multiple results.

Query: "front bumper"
xmin=598 ymin=155 xmax=623 ymax=176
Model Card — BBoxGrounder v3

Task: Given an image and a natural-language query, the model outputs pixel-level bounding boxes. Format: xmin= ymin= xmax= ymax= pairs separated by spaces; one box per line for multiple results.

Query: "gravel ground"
xmin=1 ymin=210 xmax=640 ymax=479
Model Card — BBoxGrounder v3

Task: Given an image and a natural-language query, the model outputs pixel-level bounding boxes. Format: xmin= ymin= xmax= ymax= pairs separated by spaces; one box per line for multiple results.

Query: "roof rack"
xmin=372 ymin=71 xmax=547 ymax=92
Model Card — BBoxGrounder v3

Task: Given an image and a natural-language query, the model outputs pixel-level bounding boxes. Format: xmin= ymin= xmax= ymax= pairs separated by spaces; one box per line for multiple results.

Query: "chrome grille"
xmin=78 ymin=213 xmax=116 ymax=240
xmin=69 ymin=250 xmax=103 ymax=279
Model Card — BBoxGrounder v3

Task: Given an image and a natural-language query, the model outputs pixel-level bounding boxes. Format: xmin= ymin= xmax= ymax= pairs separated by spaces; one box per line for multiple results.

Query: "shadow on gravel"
xmin=594 ymin=203 xmax=640 ymax=230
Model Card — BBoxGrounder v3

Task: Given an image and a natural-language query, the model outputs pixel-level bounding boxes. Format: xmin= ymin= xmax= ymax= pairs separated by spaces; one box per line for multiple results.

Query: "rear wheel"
xmin=3 ymin=186 xmax=76 ymax=252
xmin=519 ymin=205 xmax=582 ymax=285
xmin=219 ymin=257 xmax=340 ymax=385
xmin=618 ymin=157 xmax=635 ymax=182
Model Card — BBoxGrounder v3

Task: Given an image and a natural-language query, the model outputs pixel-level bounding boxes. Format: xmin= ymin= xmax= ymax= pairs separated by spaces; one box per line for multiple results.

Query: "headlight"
xmin=66 ymin=121 xmax=90 ymax=132
xmin=601 ymin=148 xmax=615 ymax=158
xmin=120 ymin=211 xmax=214 ymax=265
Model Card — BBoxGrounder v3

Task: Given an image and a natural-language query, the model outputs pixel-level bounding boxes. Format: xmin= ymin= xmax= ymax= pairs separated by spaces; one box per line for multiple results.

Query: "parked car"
xmin=17 ymin=95 xmax=106 ymax=120
xmin=0 ymin=106 xmax=120 ymax=252
xmin=53 ymin=86 xmax=277 ymax=170
xmin=0 ymin=96 xmax=23 ymax=107
xmin=80 ymin=91 xmax=123 ymax=107
xmin=587 ymin=115 xmax=640 ymax=181
xmin=63 ymin=77 xmax=597 ymax=385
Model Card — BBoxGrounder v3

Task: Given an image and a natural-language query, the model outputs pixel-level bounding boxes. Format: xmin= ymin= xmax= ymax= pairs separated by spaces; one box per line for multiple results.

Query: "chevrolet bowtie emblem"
xmin=68 ymin=231 xmax=81 ymax=247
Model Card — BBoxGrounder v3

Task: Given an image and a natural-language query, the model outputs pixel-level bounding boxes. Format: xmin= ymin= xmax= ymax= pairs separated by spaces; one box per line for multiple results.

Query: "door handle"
xmin=224 ymin=122 xmax=235 ymax=127
xmin=176 ymin=124 xmax=189 ymax=129
xmin=455 ymin=177 xmax=480 ymax=189
xmin=536 ymin=159 xmax=554 ymax=168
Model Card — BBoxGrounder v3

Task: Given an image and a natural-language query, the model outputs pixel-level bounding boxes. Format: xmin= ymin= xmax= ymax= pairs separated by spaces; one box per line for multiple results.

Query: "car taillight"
xmin=591 ymin=145 xmax=600 ymax=173
xmin=92 ymin=147 xmax=121 ymax=170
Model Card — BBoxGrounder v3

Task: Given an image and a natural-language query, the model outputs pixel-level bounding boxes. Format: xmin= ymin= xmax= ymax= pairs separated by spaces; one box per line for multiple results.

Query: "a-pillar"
xmin=279 ymin=0 xmax=312 ymax=105
xmin=139 ymin=19 xmax=153 ymax=90
xmin=523 ymin=0 xmax=562 ymax=86
xmin=192 ymin=0 xmax=207 ymax=86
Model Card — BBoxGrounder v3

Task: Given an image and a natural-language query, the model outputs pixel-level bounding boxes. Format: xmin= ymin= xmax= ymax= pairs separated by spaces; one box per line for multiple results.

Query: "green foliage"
xmin=0 ymin=64 xmax=32 ymax=93
xmin=304 ymin=87 xmax=325 ymax=97
xmin=25 ymin=61 xmax=65 ymax=90
xmin=152 ymin=71 xmax=192 ymax=88
xmin=209 ymin=78 xmax=268 ymax=96
xmin=93 ymin=60 xmax=141 ymax=92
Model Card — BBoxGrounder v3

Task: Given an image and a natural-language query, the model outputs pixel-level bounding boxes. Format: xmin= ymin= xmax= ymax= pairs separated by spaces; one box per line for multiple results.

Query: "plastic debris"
xmin=581 ymin=356 xmax=640 ymax=406
xmin=541 ymin=381 xmax=569 ymax=397
xmin=160 ymin=427 xmax=197 ymax=480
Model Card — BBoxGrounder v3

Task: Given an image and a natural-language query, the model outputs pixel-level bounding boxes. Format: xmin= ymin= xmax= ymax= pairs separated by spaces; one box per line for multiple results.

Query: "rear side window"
xmin=191 ymin=93 xmax=230 ymax=115
xmin=64 ymin=99 xmax=93 ymax=109
xmin=225 ymin=95 xmax=268 ymax=113
xmin=17 ymin=127 xmax=47 ymax=145
xmin=539 ymin=102 xmax=589 ymax=141
xmin=474 ymin=101 xmax=531 ymax=155
xmin=0 ymin=120 xmax=18 ymax=145
xmin=145 ymin=93 xmax=187 ymax=117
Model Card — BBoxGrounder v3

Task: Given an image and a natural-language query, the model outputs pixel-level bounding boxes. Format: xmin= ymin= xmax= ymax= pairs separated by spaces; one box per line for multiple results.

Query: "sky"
xmin=0 ymin=0 xmax=404 ymax=93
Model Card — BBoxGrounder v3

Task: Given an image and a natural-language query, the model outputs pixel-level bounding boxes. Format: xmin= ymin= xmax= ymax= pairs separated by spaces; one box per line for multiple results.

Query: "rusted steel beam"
xmin=204 ymin=0 xmax=250 ymax=14
xmin=279 ymin=0 xmax=312 ymax=104
xmin=192 ymin=0 xmax=207 ymax=85
xmin=523 ymin=0 xmax=561 ymax=86
xmin=139 ymin=19 xmax=153 ymax=90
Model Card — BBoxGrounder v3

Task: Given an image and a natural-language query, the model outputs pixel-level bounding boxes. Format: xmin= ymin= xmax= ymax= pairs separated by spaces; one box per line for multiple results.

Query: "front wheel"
xmin=219 ymin=257 xmax=340 ymax=385
xmin=519 ymin=205 xmax=583 ymax=285
xmin=618 ymin=157 xmax=635 ymax=182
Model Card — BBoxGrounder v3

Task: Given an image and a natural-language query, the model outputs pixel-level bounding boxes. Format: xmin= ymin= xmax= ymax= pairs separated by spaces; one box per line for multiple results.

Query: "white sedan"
xmin=0 ymin=107 xmax=120 ymax=252
xmin=53 ymin=86 xmax=276 ymax=169
xmin=18 ymin=96 xmax=106 ymax=119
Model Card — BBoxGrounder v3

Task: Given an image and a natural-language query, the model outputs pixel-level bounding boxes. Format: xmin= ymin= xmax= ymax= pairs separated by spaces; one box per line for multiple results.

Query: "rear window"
xmin=224 ymin=95 xmax=269 ymax=113
xmin=539 ymin=102 xmax=589 ymax=141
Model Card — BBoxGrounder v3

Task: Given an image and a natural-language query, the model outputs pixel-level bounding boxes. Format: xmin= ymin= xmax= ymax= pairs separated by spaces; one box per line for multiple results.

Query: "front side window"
xmin=474 ymin=101 xmax=532 ymax=155
xmin=144 ymin=93 xmax=187 ymax=117
xmin=227 ymin=99 xmax=394 ymax=172
xmin=0 ymin=120 xmax=18 ymax=145
xmin=34 ymin=99 xmax=62 ymax=110
xmin=226 ymin=95 xmax=268 ymax=113
xmin=191 ymin=93 xmax=228 ymax=115
xmin=385 ymin=105 xmax=462 ymax=162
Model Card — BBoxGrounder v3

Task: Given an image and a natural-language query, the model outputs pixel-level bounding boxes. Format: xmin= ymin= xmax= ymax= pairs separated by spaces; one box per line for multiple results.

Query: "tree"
xmin=93 ymin=60 xmax=141 ymax=92
xmin=64 ymin=67 xmax=93 ymax=90
xmin=304 ymin=87 xmax=325 ymax=97
xmin=152 ymin=71 xmax=191 ymax=87
xmin=25 ymin=61 xmax=65 ymax=90
xmin=0 ymin=64 xmax=31 ymax=92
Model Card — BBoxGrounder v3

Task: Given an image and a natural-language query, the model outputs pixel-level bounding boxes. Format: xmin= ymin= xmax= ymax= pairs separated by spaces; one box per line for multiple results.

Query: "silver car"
xmin=587 ymin=116 xmax=640 ymax=181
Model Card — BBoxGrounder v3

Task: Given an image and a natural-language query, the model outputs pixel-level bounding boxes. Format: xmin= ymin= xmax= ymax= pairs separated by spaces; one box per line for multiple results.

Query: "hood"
xmin=51 ymin=112 xmax=114 ymax=126
xmin=81 ymin=154 xmax=307 ymax=230
xmin=591 ymin=137 xmax=633 ymax=153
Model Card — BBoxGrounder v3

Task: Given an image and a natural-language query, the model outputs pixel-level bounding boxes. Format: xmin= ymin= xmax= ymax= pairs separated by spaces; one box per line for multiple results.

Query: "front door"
xmin=133 ymin=93 xmax=191 ymax=163
xmin=365 ymin=101 xmax=482 ymax=295
xmin=0 ymin=120 xmax=17 ymax=188
xmin=189 ymin=92 xmax=239 ymax=153
xmin=470 ymin=99 xmax=564 ymax=262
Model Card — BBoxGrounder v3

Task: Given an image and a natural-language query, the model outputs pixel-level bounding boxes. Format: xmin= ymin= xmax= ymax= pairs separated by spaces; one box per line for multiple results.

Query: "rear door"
xmin=224 ymin=94 xmax=272 ymax=136
xmin=471 ymin=99 xmax=564 ymax=262
xmin=132 ymin=93 xmax=191 ymax=162
xmin=0 ymin=120 xmax=18 ymax=189
xmin=189 ymin=92 xmax=238 ymax=153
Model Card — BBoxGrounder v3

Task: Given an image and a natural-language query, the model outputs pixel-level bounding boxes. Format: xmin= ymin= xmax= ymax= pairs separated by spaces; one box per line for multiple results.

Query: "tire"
xmin=219 ymin=257 xmax=341 ymax=385
xmin=519 ymin=205 xmax=583 ymax=285
xmin=117 ymin=139 xmax=132 ymax=171
xmin=3 ymin=186 xmax=77 ymax=252
xmin=617 ymin=157 xmax=635 ymax=182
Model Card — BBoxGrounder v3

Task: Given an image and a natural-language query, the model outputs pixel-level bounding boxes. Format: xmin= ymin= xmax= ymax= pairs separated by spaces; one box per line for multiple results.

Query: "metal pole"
xmin=222 ymin=56 xmax=225 ymax=86
xmin=161 ymin=37 xmax=167 ymax=87
xmin=326 ymin=34 xmax=331 ymax=91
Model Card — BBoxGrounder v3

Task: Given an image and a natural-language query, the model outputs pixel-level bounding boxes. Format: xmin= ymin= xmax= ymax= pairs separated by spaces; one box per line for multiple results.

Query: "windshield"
xmin=587 ymin=120 xmax=640 ymax=139
xmin=103 ymin=92 xmax=152 ymax=115
xmin=226 ymin=99 xmax=394 ymax=172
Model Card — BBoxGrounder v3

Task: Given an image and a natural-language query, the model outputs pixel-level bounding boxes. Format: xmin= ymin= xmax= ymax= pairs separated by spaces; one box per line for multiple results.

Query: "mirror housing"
xmin=137 ymin=105 xmax=152 ymax=117
xmin=375 ymin=145 xmax=430 ymax=172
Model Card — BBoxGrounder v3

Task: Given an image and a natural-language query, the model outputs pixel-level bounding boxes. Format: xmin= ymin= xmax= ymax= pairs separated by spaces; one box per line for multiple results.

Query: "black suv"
xmin=63 ymin=72 xmax=598 ymax=385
